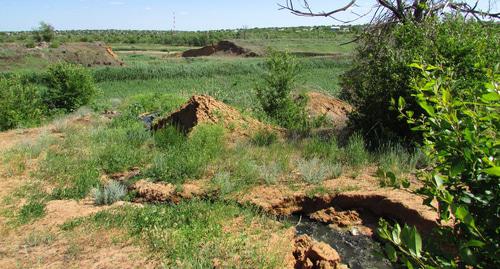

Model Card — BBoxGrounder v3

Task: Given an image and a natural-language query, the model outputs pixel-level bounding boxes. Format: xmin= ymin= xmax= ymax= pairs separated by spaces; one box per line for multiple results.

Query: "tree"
xmin=279 ymin=1 xmax=499 ymax=24
xmin=34 ymin=21 xmax=55 ymax=42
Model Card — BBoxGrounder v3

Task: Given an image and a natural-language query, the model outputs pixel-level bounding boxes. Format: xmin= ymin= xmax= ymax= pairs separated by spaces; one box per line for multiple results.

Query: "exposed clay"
xmin=240 ymin=173 xmax=440 ymax=234
xmin=182 ymin=40 xmax=258 ymax=57
xmin=293 ymin=235 xmax=343 ymax=269
xmin=309 ymin=207 xmax=362 ymax=227
xmin=305 ymin=92 xmax=353 ymax=131
xmin=152 ymin=95 xmax=277 ymax=139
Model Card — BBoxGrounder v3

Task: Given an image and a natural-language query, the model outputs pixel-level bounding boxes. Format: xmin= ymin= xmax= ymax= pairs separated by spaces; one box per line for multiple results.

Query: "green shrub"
xmin=0 ymin=75 xmax=46 ymax=130
xmin=380 ymin=65 xmax=500 ymax=268
xmin=250 ymin=129 xmax=278 ymax=146
xmin=256 ymin=50 xmax=313 ymax=133
xmin=340 ymin=17 xmax=500 ymax=145
xmin=25 ymin=40 xmax=36 ymax=48
xmin=49 ymin=41 xmax=60 ymax=49
xmin=92 ymin=180 xmax=127 ymax=205
xmin=43 ymin=62 xmax=96 ymax=112
xmin=148 ymin=124 xmax=225 ymax=184
xmin=34 ymin=22 xmax=55 ymax=42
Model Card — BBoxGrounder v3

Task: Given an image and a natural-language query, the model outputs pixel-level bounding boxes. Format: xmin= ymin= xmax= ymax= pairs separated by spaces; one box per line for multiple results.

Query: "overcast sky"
xmin=0 ymin=0 xmax=497 ymax=31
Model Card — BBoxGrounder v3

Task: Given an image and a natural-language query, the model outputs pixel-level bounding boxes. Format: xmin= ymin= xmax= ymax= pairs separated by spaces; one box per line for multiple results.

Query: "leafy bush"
xmin=341 ymin=17 xmax=500 ymax=145
xmin=43 ymin=62 xmax=96 ymax=112
xmin=0 ymin=75 xmax=46 ymax=130
xmin=256 ymin=50 xmax=314 ymax=133
xmin=379 ymin=65 xmax=499 ymax=268
xmin=92 ymin=180 xmax=127 ymax=205
xmin=34 ymin=21 xmax=55 ymax=42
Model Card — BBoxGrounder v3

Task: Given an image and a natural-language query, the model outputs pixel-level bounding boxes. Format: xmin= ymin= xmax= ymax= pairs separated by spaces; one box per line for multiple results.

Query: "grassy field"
xmin=0 ymin=35 xmax=423 ymax=268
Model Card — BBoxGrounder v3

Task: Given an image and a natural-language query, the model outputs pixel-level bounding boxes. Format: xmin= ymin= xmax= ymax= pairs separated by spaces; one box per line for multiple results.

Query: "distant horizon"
xmin=0 ymin=24 xmax=358 ymax=33
xmin=0 ymin=0 xmax=375 ymax=32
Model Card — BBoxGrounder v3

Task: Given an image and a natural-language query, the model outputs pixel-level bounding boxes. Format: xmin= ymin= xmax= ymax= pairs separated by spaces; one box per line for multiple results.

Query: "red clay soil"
xmin=153 ymin=95 xmax=277 ymax=139
xmin=182 ymin=41 xmax=258 ymax=57
xmin=305 ymin=92 xmax=353 ymax=131
xmin=293 ymin=235 xmax=344 ymax=269
xmin=239 ymin=170 xmax=440 ymax=234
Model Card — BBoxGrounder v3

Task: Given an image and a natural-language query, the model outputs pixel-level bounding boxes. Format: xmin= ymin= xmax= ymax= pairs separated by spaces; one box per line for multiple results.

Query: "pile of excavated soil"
xmin=293 ymin=234 xmax=345 ymax=269
xmin=0 ymin=42 xmax=123 ymax=71
xmin=49 ymin=42 xmax=124 ymax=67
xmin=305 ymin=92 xmax=353 ymax=131
xmin=153 ymin=95 xmax=277 ymax=139
xmin=182 ymin=40 xmax=258 ymax=57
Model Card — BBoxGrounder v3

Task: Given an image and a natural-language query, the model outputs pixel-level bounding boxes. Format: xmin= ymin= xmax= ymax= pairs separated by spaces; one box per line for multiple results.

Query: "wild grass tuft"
xmin=250 ymin=129 xmax=278 ymax=147
xmin=343 ymin=133 xmax=370 ymax=169
xmin=91 ymin=180 xmax=127 ymax=205
xmin=17 ymin=201 xmax=46 ymax=224
xmin=297 ymin=158 xmax=335 ymax=184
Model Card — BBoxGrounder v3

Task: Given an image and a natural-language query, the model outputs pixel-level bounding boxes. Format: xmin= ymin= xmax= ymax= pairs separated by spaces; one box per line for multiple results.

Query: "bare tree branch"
xmin=278 ymin=0 xmax=356 ymax=17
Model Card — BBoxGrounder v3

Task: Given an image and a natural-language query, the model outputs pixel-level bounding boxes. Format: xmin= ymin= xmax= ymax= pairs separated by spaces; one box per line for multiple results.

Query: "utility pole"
xmin=171 ymin=11 xmax=176 ymax=36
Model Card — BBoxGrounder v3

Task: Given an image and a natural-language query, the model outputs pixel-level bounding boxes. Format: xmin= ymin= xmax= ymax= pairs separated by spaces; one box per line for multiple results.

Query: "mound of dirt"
xmin=182 ymin=40 xmax=258 ymax=57
xmin=52 ymin=42 xmax=124 ymax=67
xmin=0 ymin=42 xmax=123 ymax=71
xmin=293 ymin=235 xmax=343 ymax=269
xmin=305 ymin=92 xmax=352 ymax=131
xmin=153 ymin=95 xmax=276 ymax=138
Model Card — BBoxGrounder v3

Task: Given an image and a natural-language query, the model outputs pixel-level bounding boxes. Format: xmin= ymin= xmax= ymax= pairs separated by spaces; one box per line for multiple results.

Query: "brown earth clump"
xmin=309 ymin=207 xmax=362 ymax=227
xmin=293 ymin=235 xmax=343 ymax=269
xmin=182 ymin=40 xmax=258 ymax=57
xmin=131 ymin=179 xmax=208 ymax=203
xmin=153 ymin=95 xmax=276 ymax=139
xmin=305 ymin=92 xmax=353 ymax=131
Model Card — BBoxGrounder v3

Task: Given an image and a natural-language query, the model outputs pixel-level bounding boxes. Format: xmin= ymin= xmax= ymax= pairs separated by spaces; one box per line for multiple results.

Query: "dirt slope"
xmin=182 ymin=40 xmax=258 ymax=57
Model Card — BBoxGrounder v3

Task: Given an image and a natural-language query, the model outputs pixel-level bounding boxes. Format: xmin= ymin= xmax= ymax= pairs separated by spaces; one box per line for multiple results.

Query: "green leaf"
xmin=408 ymin=226 xmax=422 ymax=258
xmin=384 ymin=243 xmax=398 ymax=262
xmin=462 ymin=240 xmax=485 ymax=248
xmin=450 ymin=160 xmax=465 ymax=177
xmin=418 ymin=100 xmax=435 ymax=116
xmin=398 ymin=96 xmax=406 ymax=109
xmin=484 ymin=166 xmax=500 ymax=176
xmin=392 ymin=223 xmax=401 ymax=244
xmin=481 ymin=92 xmax=499 ymax=102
